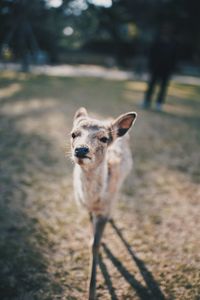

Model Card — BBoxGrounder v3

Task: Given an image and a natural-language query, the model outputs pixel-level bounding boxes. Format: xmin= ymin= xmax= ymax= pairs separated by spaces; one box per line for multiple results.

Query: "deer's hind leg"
xmin=88 ymin=215 xmax=107 ymax=300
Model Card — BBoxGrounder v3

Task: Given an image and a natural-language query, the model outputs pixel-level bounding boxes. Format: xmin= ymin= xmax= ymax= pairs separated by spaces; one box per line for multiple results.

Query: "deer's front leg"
xmin=88 ymin=215 xmax=107 ymax=300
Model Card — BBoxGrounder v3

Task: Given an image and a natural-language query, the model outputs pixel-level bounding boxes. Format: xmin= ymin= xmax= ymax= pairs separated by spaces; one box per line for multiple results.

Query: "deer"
xmin=70 ymin=107 xmax=137 ymax=300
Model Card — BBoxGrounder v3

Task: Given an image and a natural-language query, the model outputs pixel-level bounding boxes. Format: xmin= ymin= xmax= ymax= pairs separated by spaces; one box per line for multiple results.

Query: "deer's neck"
xmin=79 ymin=159 xmax=108 ymax=202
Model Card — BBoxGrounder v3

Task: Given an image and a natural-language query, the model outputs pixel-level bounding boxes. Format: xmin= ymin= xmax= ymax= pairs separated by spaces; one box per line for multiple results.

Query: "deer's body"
xmin=70 ymin=108 xmax=136 ymax=300
xmin=74 ymin=134 xmax=133 ymax=216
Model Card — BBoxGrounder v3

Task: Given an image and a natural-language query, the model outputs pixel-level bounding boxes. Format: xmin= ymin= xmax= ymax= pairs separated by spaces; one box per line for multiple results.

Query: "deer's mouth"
xmin=74 ymin=155 xmax=92 ymax=164
xmin=79 ymin=155 xmax=91 ymax=160
xmin=74 ymin=153 xmax=91 ymax=159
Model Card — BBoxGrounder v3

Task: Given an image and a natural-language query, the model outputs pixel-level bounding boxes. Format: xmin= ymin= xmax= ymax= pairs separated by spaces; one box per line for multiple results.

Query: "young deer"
xmin=70 ymin=107 xmax=137 ymax=300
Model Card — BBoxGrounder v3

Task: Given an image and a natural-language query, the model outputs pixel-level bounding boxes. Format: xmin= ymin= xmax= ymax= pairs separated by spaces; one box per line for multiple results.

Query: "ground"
xmin=0 ymin=70 xmax=199 ymax=300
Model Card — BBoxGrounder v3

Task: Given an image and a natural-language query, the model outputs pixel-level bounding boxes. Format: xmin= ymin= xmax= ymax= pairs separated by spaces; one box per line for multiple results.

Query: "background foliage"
xmin=0 ymin=0 xmax=200 ymax=65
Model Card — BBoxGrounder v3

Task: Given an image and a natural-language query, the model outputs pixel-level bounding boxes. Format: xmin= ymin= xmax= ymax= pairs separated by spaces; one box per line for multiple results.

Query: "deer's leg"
xmin=88 ymin=215 xmax=107 ymax=300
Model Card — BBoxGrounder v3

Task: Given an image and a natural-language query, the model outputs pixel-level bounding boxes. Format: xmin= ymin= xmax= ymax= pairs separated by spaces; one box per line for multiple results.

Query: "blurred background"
xmin=0 ymin=1 xmax=200 ymax=300
xmin=0 ymin=0 xmax=200 ymax=73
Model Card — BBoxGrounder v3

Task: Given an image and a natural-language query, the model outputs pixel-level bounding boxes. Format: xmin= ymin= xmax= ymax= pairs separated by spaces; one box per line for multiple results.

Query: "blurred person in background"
xmin=142 ymin=23 xmax=178 ymax=111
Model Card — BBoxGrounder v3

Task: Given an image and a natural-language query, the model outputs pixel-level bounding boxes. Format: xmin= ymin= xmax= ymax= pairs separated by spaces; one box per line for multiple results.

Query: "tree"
xmin=1 ymin=0 xmax=200 ymax=67
xmin=0 ymin=0 xmax=65 ymax=68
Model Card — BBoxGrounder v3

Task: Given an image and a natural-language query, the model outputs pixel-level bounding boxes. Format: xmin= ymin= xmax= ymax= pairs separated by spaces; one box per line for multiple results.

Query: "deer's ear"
xmin=112 ymin=112 xmax=137 ymax=137
xmin=74 ymin=107 xmax=88 ymax=121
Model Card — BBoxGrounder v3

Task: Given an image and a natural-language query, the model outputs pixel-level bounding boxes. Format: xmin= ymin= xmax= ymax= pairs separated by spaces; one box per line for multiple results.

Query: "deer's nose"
xmin=75 ymin=146 xmax=89 ymax=158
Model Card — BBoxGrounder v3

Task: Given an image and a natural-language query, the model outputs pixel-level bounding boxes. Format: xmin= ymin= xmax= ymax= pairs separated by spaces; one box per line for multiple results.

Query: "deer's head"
xmin=71 ymin=107 xmax=137 ymax=169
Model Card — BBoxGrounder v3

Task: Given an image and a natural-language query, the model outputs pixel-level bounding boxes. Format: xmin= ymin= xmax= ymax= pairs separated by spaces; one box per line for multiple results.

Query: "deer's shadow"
xmin=98 ymin=220 xmax=166 ymax=300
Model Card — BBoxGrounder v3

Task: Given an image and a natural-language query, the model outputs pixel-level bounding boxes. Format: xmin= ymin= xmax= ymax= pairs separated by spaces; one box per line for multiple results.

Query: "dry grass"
xmin=0 ymin=71 xmax=200 ymax=300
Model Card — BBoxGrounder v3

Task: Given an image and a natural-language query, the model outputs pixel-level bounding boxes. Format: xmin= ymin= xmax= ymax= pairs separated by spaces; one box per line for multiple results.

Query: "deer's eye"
xmin=100 ymin=136 xmax=108 ymax=143
xmin=71 ymin=132 xmax=78 ymax=139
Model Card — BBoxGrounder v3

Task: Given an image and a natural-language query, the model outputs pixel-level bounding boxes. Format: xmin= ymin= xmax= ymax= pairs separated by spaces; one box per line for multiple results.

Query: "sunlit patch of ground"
xmin=0 ymin=83 xmax=22 ymax=99
xmin=0 ymin=72 xmax=199 ymax=299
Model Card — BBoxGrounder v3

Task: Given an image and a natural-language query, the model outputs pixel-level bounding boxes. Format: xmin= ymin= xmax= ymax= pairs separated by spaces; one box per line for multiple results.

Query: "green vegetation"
xmin=1 ymin=0 xmax=200 ymax=64
xmin=0 ymin=71 xmax=200 ymax=299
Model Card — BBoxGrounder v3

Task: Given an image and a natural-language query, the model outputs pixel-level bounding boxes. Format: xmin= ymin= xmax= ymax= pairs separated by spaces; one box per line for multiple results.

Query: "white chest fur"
xmin=73 ymin=162 xmax=109 ymax=215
